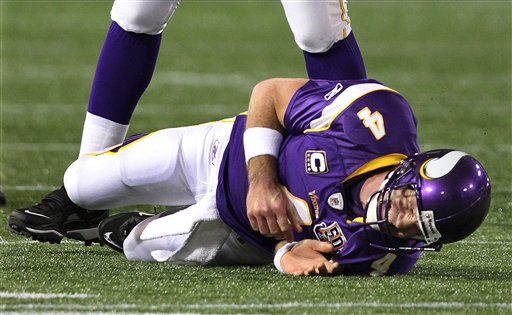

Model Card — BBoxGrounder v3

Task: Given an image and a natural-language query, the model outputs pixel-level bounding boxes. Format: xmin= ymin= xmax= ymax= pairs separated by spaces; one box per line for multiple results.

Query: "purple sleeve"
xmin=283 ymin=80 xmax=336 ymax=134
xmin=332 ymin=229 xmax=421 ymax=276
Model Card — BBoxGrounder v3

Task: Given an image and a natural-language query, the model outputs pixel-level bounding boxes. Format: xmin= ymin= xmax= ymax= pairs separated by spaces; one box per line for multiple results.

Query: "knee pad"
xmin=111 ymin=0 xmax=180 ymax=34
xmin=116 ymin=133 xmax=179 ymax=187
xmin=63 ymin=139 xmax=181 ymax=210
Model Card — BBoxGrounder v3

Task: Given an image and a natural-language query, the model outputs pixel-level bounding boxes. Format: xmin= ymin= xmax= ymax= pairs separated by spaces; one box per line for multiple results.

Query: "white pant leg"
xmin=64 ymin=120 xmax=233 ymax=210
xmin=124 ymin=200 xmax=272 ymax=265
xmin=124 ymin=192 xmax=231 ymax=264
xmin=123 ymin=211 xmax=189 ymax=262
xmin=281 ymin=0 xmax=352 ymax=53
xmin=111 ymin=0 xmax=180 ymax=34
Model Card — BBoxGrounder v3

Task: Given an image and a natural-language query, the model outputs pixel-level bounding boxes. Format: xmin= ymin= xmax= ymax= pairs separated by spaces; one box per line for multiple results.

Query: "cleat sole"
xmin=9 ymin=221 xmax=100 ymax=246
xmin=9 ymin=211 xmax=104 ymax=246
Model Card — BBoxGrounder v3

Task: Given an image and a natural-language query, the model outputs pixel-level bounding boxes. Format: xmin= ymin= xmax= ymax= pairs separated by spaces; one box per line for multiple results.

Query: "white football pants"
xmin=281 ymin=0 xmax=352 ymax=53
xmin=111 ymin=0 xmax=180 ymax=35
xmin=111 ymin=0 xmax=351 ymax=52
xmin=65 ymin=120 xmax=233 ymax=209
xmin=65 ymin=119 xmax=271 ymax=265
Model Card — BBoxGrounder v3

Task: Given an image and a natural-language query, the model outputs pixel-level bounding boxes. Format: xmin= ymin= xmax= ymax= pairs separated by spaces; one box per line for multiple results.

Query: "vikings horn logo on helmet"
xmin=420 ymin=151 xmax=468 ymax=180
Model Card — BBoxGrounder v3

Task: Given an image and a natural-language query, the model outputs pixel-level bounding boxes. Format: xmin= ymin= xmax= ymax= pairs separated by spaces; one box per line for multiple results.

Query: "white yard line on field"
xmin=153 ymin=70 xmax=255 ymax=88
xmin=2 ymin=185 xmax=60 ymax=192
xmin=0 ymin=143 xmax=77 ymax=151
xmin=0 ymin=302 xmax=510 ymax=312
xmin=0 ymin=239 xmax=85 ymax=245
xmin=1 ymin=102 xmax=235 ymax=116
xmin=0 ymin=292 xmax=96 ymax=299
xmin=2 ymin=314 xmax=184 ymax=315
xmin=3 ymin=67 xmax=256 ymax=88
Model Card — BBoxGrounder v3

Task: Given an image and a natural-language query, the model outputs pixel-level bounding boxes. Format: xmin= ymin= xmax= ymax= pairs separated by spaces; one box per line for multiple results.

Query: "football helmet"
xmin=364 ymin=149 xmax=491 ymax=252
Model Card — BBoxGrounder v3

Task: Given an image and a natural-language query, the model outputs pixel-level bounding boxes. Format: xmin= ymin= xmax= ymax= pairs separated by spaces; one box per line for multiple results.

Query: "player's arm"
xmin=246 ymin=78 xmax=307 ymax=129
xmin=274 ymin=239 xmax=340 ymax=276
xmin=245 ymin=78 xmax=307 ymax=242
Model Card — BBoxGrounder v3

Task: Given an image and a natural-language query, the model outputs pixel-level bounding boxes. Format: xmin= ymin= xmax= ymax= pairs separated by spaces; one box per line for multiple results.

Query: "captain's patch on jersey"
xmin=314 ymin=222 xmax=347 ymax=250
xmin=306 ymin=150 xmax=329 ymax=174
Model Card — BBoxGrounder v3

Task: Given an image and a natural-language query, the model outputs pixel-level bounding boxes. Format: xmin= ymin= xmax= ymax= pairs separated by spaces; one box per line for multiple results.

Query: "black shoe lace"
xmin=30 ymin=189 xmax=71 ymax=216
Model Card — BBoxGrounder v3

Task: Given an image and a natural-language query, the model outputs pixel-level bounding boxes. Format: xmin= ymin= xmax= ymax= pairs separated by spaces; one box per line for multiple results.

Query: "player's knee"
xmin=281 ymin=0 xmax=351 ymax=53
xmin=111 ymin=0 xmax=180 ymax=34
xmin=63 ymin=156 xmax=124 ymax=210
xmin=295 ymin=34 xmax=338 ymax=54
xmin=63 ymin=159 xmax=93 ymax=209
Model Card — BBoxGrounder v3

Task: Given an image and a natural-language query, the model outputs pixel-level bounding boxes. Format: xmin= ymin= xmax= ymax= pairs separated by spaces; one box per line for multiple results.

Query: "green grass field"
xmin=1 ymin=1 xmax=511 ymax=314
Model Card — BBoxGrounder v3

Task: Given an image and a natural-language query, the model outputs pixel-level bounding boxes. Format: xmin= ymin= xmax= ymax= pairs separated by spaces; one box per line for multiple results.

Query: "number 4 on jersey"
xmin=357 ymin=107 xmax=386 ymax=140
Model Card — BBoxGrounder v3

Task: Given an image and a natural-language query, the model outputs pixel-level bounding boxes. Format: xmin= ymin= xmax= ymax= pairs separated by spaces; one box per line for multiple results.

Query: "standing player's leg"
xmin=8 ymin=1 xmax=180 ymax=243
xmin=281 ymin=0 xmax=366 ymax=80
xmin=80 ymin=0 xmax=180 ymax=156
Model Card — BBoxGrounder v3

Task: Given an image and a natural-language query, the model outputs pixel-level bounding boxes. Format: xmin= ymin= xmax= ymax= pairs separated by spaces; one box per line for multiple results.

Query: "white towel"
xmin=139 ymin=192 xmax=231 ymax=264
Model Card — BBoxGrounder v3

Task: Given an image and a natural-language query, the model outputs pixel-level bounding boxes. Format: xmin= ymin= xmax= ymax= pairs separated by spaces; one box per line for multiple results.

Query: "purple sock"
xmin=87 ymin=22 xmax=162 ymax=125
xmin=303 ymin=32 xmax=367 ymax=81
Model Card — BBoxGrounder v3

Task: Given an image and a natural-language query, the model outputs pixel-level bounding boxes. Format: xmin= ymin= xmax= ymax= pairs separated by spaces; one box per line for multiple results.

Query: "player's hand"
xmin=246 ymin=155 xmax=302 ymax=242
xmin=280 ymin=240 xmax=340 ymax=276
xmin=246 ymin=178 xmax=302 ymax=242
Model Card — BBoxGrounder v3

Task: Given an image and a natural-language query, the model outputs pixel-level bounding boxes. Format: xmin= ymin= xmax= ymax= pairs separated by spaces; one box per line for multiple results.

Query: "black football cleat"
xmin=98 ymin=212 xmax=154 ymax=253
xmin=8 ymin=186 xmax=108 ymax=245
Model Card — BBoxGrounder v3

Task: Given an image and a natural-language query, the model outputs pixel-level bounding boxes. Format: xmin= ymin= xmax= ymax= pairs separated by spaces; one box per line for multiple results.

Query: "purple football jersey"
xmin=217 ymin=79 xmax=421 ymax=275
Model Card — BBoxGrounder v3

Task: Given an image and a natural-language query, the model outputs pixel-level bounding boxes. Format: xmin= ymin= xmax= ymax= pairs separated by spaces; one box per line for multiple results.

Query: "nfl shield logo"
xmin=328 ymin=193 xmax=344 ymax=210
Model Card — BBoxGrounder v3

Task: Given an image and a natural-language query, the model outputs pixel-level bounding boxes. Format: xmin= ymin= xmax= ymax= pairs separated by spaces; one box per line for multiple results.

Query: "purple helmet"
xmin=365 ymin=149 xmax=491 ymax=251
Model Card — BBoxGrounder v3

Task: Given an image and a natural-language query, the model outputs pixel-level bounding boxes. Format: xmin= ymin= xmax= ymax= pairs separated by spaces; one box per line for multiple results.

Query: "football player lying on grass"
xmin=9 ymin=2 xmax=490 ymax=276
xmin=9 ymin=76 xmax=491 ymax=276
